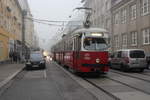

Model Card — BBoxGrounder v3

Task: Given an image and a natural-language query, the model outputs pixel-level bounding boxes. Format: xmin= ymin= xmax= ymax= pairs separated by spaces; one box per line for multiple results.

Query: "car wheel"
xmin=121 ymin=64 xmax=128 ymax=72
xmin=139 ymin=69 xmax=144 ymax=72
xmin=26 ymin=65 xmax=32 ymax=70
xmin=41 ymin=65 xmax=46 ymax=69
xmin=147 ymin=63 xmax=150 ymax=69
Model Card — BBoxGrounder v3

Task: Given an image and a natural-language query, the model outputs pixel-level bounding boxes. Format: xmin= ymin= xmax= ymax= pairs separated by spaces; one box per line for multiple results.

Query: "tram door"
xmin=73 ymin=35 xmax=81 ymax=69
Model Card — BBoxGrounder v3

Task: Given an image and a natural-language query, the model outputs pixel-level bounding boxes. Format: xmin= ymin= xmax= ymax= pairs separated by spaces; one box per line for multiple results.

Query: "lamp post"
xmin=22 ymin=10 xmax=27 ymax=58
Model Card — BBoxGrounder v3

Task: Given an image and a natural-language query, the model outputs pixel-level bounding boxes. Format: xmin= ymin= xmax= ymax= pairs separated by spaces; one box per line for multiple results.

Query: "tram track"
xmin=54 ymin=61 xmax=150 ymax=100
xmin=108 ymin=71 xmax=150 ymax=95
xmin=107 ymin=77 xmax=150 ymax=95
xmin=141 ymin=70 xmax=150 ymax=76
xmin=83 ymin=78 xmax=121 ymax=100
xmin=54 ymin=62 xmax=118 ymax=100
xmin=110 ymin=69 xmax=150 ymax=83
xmin=85 ymin=76 xmax=150 ymax=100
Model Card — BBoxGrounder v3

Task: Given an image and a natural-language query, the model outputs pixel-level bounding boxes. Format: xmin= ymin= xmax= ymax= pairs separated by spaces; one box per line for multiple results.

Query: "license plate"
xmin=32 ymin=65 xmax=39 ymax=67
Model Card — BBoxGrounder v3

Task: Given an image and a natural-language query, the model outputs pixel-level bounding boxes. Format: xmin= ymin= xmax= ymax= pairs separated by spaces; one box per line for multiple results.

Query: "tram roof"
xmin=73 ymin=27 xmax=108 ymax=33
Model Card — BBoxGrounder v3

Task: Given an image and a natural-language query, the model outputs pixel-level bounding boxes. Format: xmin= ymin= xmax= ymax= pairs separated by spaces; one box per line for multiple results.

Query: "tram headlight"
xmin=96 ymin=58 xmax=100 ymax=63
xmin=91 ymin=33 xmax=103 ymax=37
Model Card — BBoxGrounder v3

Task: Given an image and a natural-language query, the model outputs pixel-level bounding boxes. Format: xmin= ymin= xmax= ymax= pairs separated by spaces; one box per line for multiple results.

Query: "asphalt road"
xmin=0 ymin=61 xmax=97 ymax=100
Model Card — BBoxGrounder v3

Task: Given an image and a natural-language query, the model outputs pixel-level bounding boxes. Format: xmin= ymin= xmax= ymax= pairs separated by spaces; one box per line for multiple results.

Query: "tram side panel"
xmin=72 ymin=51 xmax=109 ymax=73
xmin=64 ymin=51 xmax=74 ymax=68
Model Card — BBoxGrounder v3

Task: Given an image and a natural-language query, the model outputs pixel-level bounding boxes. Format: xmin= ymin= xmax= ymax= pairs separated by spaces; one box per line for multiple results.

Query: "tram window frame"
xmin=73 ymin=37 xmax=75 ymax=51
xmin=78 ymin=33 xmax=82 ymax=51
xmin=75 ymin=35 xmax=81 ymax=51
xmin=68 ymin=39 xmax=73 ymax=51
xmin=73 ymin=36 xmax=78 ymax=51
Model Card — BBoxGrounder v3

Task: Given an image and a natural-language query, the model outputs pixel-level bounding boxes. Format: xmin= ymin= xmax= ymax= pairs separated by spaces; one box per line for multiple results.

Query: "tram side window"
xmin=74 ymin=36 xmax=81 ymax=51
xmin=78 ymin=35 xmax=81 ymax=51
xmin=75 ymin=37 xmax=78 ymax=51
xmin=66 ymin=39 xmax=69 ymax=51
xmin=68 ymin=39 xmax=73 ymax=51
xmin=74 ymin=37 xmax=78 ymax=51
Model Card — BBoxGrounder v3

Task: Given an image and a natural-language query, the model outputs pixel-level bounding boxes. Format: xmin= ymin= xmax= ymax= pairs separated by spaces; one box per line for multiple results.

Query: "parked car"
xmin=111 ymin=49 xmax=147 ymax=72
xmin=146 ymin=54 xmax=150 ymax=69
xmin=26 ymin=52 xmax=46 ymax=70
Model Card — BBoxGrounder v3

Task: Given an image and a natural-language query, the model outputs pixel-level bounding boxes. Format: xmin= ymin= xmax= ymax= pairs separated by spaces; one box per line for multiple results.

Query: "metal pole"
xmin=22 ymin=10 xmax=27 ymax=59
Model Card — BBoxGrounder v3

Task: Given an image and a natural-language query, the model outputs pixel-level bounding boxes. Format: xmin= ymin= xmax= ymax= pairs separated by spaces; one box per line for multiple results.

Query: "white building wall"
xmin=83 ymin=0 xmax=112 ymax=30
xmin=18 ymin=0 xmax=35 ymax=48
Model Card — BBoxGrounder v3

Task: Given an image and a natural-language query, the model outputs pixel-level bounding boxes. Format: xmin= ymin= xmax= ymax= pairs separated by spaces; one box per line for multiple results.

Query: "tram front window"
xmin=84 ymin=37 xmax=107 ymax=50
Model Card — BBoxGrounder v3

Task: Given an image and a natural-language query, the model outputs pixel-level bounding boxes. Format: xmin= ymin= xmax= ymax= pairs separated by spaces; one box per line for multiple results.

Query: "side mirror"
xmin=110 ymin=55 xmax=114 ymax=58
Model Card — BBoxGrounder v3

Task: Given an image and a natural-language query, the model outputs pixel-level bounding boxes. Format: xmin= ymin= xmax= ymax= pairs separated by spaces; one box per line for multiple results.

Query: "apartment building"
xmin=83 ymin=0 xmax=111 ymax=30
xmin=18 ymin=0 xmax=34 ymax=48
xmin=0 ymin=0 xmax=22 ymax=62
xmin=111 ymin=0 xmax=150 ymax=54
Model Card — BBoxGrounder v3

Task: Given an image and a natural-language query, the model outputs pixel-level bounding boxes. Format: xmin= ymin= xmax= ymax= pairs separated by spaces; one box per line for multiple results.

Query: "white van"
xmin=111 ymin=49 xmax=147 ymax=72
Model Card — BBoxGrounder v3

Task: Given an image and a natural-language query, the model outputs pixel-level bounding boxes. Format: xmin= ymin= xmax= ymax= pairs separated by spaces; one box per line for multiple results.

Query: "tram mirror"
xmin=79 ymin=34 xmax=82 ymax=38
xmin=110 ymin=54 xmax=114 ymax=58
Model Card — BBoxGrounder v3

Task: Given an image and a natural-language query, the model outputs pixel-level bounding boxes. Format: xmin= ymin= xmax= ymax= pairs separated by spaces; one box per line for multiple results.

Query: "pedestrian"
xmin=9 ymin=50 xmax=13 ymax=63
xmin=12 ymin=51 xmax=17 ymax=63
xmin=17 ymin=52 xmax=21 ymax=63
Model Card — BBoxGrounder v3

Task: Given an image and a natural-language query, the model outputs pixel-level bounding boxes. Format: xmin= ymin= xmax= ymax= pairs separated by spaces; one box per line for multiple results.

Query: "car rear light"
xmin=124 ymin=57 xmax=129 ymax=63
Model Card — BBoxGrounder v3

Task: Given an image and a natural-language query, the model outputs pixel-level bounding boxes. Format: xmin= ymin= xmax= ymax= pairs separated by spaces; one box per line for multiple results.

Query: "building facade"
xmin=111 ymin=0 xmax=150 ymax=54
xmin=0 ymin=0 xmax=22 ymax=62
xmin=83 ymin=0 xmax=112 ymax=31
xmin=18 ymin=0 xmax=34 ymax=48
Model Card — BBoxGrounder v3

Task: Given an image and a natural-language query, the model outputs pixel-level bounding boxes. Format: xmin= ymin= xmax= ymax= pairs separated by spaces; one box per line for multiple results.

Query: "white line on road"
xmin=44 ymin=70 xmax=47 ymax=79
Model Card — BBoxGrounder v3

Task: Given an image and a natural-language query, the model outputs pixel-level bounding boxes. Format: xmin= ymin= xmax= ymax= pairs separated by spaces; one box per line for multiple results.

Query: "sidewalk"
xmin=0 ymin=64 xmax=24 ymax=88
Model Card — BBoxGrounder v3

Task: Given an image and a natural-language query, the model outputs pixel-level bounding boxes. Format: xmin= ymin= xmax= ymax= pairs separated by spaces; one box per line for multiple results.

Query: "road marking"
xmin=44 ymin=70 xmax=47 ymax=79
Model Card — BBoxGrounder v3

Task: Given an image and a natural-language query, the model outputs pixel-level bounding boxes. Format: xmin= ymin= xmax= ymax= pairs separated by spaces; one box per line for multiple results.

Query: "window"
xmin=114 ymin=35 xmax=119 ymax=48
xmin=122 ymin=34 xmax=127 ymax=48
xmin=130 ymin=4 xmax=137 ymax=20
xmin=0 ymin=41 xmax=3 ymax=60
xmin=114 ymin=12 xmax=119 ymax=24
xmin=141 ymin=0 xmax=149 ymax=15
xmin=143 ymin=28 xmax=150 ymax=44
xmin=121 ymin=9 xmax=127 ymax=24
xmin=131 ymin=32 xmax=137 ymax=46
xmin=84 ymin=37 xmax=107 ymax=50
xmin=130 ymin=50 xmax=145 ymax=58
xmin=117 ymin=51 xmax=122 ymax=58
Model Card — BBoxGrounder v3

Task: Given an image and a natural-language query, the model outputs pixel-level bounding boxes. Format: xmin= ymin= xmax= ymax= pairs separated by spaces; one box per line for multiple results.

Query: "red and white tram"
xmin=51 ymin=27 xmax=110 ymax=74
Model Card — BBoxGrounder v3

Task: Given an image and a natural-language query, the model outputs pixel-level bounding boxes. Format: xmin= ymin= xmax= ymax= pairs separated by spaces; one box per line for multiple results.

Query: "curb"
xmin=0 ymin=65 xmax=25 ymax=89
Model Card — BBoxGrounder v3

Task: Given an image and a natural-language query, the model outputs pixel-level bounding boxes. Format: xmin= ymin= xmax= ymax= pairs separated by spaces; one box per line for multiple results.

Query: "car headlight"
xmin=40 ymin=60 xmax=45 ymax=63
xmin=26 ymin=61 xmax=31 ymax=64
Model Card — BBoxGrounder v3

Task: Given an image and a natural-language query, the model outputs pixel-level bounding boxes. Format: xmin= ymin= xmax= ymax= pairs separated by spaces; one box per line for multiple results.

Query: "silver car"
xmin=111 ymin=49 xmax=147 ymax=72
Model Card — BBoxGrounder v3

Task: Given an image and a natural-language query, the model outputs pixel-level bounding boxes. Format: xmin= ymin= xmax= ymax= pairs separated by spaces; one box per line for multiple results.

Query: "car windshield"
xmin=130 ymin=50 xmax=145 ymax=58
xmin=84 ymin=37 xmax=108 ymax=50
xmin=30 ymin=53 xmax=43 ymax=60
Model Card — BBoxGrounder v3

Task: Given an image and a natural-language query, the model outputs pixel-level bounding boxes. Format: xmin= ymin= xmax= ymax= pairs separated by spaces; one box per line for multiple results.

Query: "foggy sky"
xmin=28 ymin=0 xmax=82 ymax=50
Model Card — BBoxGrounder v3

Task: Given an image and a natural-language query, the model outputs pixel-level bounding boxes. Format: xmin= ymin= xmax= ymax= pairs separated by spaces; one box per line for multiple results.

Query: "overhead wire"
xmin=25 ymin=17 xmax=83 ymax=27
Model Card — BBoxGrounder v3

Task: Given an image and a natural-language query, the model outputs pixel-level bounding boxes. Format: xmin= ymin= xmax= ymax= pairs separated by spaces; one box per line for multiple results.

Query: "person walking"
xmin=9 ymin=50 xmax=13 ymax=63
xmin=12 ymin=51 xmax=17 ymax=63
xmin=17 ymin=52 xmax=21 ymax=63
